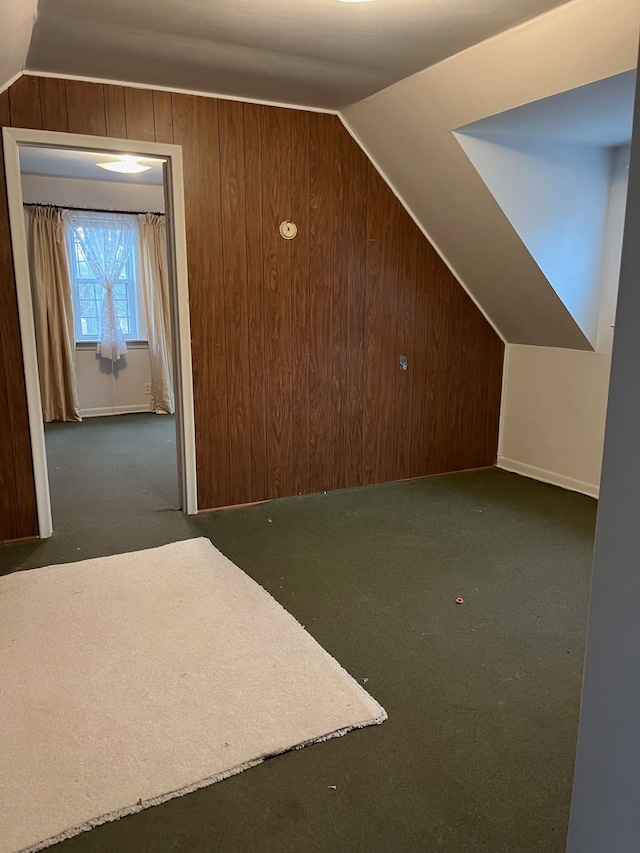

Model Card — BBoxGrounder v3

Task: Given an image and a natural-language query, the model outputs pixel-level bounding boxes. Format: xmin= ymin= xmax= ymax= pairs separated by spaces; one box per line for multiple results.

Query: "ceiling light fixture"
xmin=96 ymin=155 xmax=152 ymax=174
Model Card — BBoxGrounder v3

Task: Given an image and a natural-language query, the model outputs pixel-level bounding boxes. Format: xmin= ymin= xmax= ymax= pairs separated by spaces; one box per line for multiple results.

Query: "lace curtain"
xmin=66 ymin=211 xmax=138 ymax=361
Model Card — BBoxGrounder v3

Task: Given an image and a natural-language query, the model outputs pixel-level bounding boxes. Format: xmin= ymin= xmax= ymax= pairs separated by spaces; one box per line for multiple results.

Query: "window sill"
xmin=75 ymin=340 xmax=149 ymax=351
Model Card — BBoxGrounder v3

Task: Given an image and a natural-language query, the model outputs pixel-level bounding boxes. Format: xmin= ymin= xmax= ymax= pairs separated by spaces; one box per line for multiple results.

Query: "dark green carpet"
xmin=0 ymin=414 xmax=597 ymax=852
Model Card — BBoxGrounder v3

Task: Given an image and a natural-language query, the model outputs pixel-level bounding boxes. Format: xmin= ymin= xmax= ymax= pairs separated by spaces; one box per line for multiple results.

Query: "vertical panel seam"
xmin=100 ymin=84 xmax=106 ymax=136
xmin=240 ymin=104 xmax=252 ymax=501
xmin=408 ymin=228 xmax=418 ymax=477
xmin=289 ymin=109 xmax=295 ymax=496
xmin=123 ymin=87 xmax=129 ymax=139
xmin=307 ymin=115 xmax=311 ymax=492
xmin=260 ymin=107 xmax=268 ymax=498
xmin=217 ymin=101 xmax=233 ymax=503
xmin=391 ymin=199 xmax=401 ymax=481
xmin=329 ymin=118 xmax=335 ymax=491
xmin=0 ymin=104 xmax=22 ymax=533
xmin=151 ymin=91 xmax=157 ymax=142
xmin=243 ymin=104 xmax=256 ymax=500
xmin=361 ymin=162 xmax=370 ymax=484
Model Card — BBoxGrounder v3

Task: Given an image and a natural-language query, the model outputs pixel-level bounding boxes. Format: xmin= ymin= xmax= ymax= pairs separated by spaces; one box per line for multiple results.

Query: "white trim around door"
xmin=2 ymin=127 xmax=198 ymax=537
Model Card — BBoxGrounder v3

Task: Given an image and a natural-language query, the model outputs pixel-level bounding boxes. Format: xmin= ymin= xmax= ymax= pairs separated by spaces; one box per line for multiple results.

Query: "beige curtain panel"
xmin=27 ymin=206 xmax=81 ymax=423
xmin=138 ymin=214 xmax=175 ymax=414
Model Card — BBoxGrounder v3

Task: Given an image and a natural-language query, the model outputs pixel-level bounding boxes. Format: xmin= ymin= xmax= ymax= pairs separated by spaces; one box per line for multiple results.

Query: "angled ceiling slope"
xmin=24 ymin=0 xmax=573 ymax=109
xmin=342 ymin=0 xmax=640 ymax=348
xmin=0 ymin=0 xmax=37 ymax=94
xmin=454 ymin=71 xmax=635 ymax=346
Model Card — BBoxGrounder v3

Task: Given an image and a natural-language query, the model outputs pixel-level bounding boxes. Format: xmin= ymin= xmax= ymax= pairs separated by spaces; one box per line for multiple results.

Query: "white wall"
xmin=22 ymin=174 xmax=165 ymax=417
xmin=21 ymin=173 xmax=165 ymax=213
xmin=498 ymin=346 xmax=611 ymax=497
xmin=75 ymin=345 xmax=153 ymax=418
xmin=455 ymin=133 xmax=611 ymax=345
xmin=498 ymin=145 xmax=629 ymax=496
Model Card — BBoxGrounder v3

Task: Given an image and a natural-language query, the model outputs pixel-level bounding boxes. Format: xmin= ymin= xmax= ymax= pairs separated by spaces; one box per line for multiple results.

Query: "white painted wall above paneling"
xmin=20 ymin=174 xmax=165 ymax=213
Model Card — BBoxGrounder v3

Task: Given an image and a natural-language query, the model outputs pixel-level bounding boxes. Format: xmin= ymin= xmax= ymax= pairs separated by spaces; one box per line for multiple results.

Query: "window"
xmin=67 ymin=220 xmax=140 ymax=343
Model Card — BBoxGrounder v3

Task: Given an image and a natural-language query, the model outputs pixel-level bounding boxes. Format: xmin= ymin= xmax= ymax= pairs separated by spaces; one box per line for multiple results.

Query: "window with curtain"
xmin=65 ymin=210 xmax=140 ymax=361
xmin=24 ymin=204 xmax=174 ymax=420
xmin=67 ymin=228 xmax=139 ymax=342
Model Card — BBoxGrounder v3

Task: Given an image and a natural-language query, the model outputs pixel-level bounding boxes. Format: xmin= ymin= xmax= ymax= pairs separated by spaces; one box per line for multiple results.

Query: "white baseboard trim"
xmin=80 ymin=404 xmax=152 ymax=418
xmin=497 ymin=457 xmax=599 ymax=499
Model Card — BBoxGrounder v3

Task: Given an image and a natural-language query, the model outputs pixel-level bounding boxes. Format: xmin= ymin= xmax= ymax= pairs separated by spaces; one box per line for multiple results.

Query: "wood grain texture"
xmin=308 ymin=114 xmax=334 ymax=494
xmin=331 ymin=124 xmax=350 ymax=491
xmin=344 ymin=134 xmax=368 ymax=489
xmin=363 ymin=164 xmax=400 ymax=485
xmin=394 ymin=215 xmax=418 ymax=481
xmin=153 ymin=91 xmax=173 ymax=144
xmin=244 ymin=104 xmax=268 ymax=503
xmin=124 ymin=87 xmax=155 ymax=142
xmin=65 ymin=81 xmax=107 ymax=136
xmin=172 ymin=92 xmax=230 ymax=509
xmin=290 ymin=111 xmax=311 ymax=497
xmin=103 ymin=85 xmax=126 ymax=139
xmin=38 ymin=78 xmax=68 ymax=133
xmin=261 ymin=107 xmax=293 ymax=499
xmin=8 ymin=76 xmax=42 ymax=129
xmin=0 ymin=89 xmax=22 ymax=540
xmin=409 ymin=239 xmax=432 ymax=477
xmin=485 ymin=333 xmax=505 ymax=457
xmin=219 ymin=100 xmax=252 ymax=505
xmin=0 ymin=90 xmax=38 ymax=540
xmin=0 ymin=76 xmax=503 ymax=538
xmin=415 ymin=240 xmax=453 ymax=476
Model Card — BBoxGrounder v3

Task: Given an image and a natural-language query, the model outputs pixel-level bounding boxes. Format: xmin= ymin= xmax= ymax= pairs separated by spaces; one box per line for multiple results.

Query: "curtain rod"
xmin=23 ymin=202 xmax=165 ymax=217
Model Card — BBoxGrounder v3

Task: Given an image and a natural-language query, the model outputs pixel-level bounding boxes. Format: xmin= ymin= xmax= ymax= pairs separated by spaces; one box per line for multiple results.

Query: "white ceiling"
xmin=456 ymin=70 xmax=637 ymax=147
xmin=24 ymin=0 xmax=574 ymax=109
xmin=18 ymin=146 xmax=165 ymax=185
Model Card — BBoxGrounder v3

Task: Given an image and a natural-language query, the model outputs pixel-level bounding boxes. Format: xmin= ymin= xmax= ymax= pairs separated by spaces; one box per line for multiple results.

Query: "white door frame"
xmin=2 ymin=127 xmax=198 ymax=537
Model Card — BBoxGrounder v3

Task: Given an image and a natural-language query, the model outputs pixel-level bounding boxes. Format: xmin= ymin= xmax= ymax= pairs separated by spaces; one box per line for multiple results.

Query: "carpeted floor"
xmin=0 ymin=413 xmax=597 ymax=852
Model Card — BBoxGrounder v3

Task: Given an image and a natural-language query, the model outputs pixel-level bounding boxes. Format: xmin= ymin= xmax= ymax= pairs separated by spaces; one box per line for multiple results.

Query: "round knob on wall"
xmin=279 ymin=220 xmax=297 ymax=240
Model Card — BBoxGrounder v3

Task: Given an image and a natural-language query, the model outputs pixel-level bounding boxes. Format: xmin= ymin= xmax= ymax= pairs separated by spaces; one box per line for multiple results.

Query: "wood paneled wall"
xmin=0 ymin=75 xmax=504 ymax=541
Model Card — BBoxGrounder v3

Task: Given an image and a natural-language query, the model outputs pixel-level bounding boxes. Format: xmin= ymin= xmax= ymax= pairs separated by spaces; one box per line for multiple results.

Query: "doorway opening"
xmin=3 ymin=128 xmax=197 ymax=538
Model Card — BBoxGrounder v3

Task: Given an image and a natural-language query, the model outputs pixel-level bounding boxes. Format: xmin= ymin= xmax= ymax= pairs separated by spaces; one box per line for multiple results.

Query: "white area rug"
xmin=0 ymin=538 xmax=386 ymax=853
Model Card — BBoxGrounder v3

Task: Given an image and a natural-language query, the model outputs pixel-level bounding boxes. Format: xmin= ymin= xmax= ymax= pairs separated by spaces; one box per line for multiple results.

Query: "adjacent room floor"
xmin=0 ymin=415 xmax=597 ymax=852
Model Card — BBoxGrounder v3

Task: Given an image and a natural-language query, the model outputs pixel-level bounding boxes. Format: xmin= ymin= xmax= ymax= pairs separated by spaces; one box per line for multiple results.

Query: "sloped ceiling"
xmin=23 ymin=0 xmax=573 ymax=109
xmin=342 ymin=0 xmax=640 ymax=348
xmin=458 ymin=71 xmax=636 ymax=147
xmin=454 ymin=71 xmax=635 ymax=346
xmin=0 ymin=0 xmax=37 ymax=93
